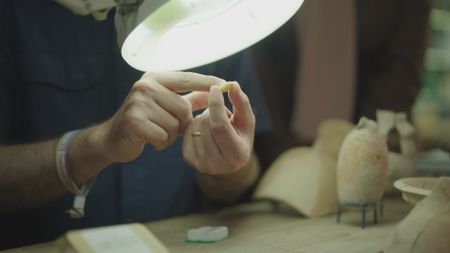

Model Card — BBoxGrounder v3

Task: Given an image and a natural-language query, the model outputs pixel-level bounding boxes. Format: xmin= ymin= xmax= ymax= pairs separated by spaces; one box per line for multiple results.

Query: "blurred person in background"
xmin=252 ymin=0 xmax=431 ymax=169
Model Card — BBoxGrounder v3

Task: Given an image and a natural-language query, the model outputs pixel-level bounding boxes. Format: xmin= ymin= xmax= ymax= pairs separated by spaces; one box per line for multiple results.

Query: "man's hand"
xmin=0 ymin=71 xmax=230 ymax=211
xmin=95 ymin=71 xmax=224 ymax=164
xmin=182 ymin=82 xmax=256 ymax=175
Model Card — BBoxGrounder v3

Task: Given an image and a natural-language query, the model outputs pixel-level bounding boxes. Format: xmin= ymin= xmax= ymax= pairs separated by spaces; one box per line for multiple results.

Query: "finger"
xmin=196 ymin=115 xmax=226 ymax=174
xmin=189 ymin=117 xmax=209 ymax=174
xmin=208 ymin=86 xmax=241 ymax=156
xmin=133 ymin=79 xmax=193 ymax=132
xmin=143 ymin=71 xmax=225 ymax=93
xmin=208 ymin=86 xmax=229 ymax=125
xmin=203 ymin=104 xmax=248 ymax=172
xmin=183 ymin=116 xmax=209 ymax=173
xmin=136 ymin=119 xmax=169 ymax=150
xmin=182 ymin=81 xmax=238 ymax=112
xmin=184 ymin=96 xmax=232 ymax=115
xmin=182 ymin=122 xmax=198 ymax=169
xmin=153 ymin=95 xmax=192 ymax=134
xmin=182 ymin=91 xmax=209 ymax=112
xmin=147 ymin=104 xmax=181 ymax=146
xmin=228 ymin=82 xmax=255 ymax=133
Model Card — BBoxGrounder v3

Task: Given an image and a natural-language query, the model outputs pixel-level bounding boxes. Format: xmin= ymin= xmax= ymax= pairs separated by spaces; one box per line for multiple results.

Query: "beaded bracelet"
xmin=56 ymin=130 xmax=96 ymax=219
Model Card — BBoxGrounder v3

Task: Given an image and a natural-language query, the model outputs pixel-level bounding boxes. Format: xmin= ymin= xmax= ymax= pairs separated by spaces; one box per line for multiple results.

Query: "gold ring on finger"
xmin=191 ymin=131 xmax=201 ymax=137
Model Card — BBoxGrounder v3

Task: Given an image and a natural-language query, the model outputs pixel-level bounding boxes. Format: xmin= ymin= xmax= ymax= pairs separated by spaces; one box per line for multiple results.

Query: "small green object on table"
xmin=185 ymin=226 xmax=229 ymax=243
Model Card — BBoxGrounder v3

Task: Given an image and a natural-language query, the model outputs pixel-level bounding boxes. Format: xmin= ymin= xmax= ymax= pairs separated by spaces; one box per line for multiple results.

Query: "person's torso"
xmin=0 ymin=1 xmax=271 ymax=249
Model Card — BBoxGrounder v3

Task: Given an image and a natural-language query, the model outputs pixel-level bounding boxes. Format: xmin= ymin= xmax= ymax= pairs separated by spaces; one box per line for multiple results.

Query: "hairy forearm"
xmin=0 ymin=126 xmax=110 ymax=212
xmin=0 ymin=140 xmax=63 ymax=212
xmin=197 ymin=152 xmax=260 ymax=204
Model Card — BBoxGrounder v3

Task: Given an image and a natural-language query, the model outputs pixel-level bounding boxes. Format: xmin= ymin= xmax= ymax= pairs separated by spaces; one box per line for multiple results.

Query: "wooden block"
xmin=58 ymin=223 xmax=169 ymax=253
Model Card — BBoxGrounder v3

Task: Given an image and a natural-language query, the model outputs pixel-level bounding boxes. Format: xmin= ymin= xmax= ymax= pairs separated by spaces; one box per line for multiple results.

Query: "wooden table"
xmin=3 ymin=197 xmax=412 ymax=253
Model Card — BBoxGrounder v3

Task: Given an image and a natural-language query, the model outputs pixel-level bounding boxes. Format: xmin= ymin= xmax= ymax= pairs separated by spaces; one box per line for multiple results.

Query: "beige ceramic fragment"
xmin=312 ymin=119 xmax=354 ymax=159
xmin=386 ymin=154 xmax=417 ymax=193
xmin=254 ymin=119 xmax=353 ymax=217
xmin=377 ymin=110 xmax=396 ymax=137
xmin=395 ymin=113 xmax=416 ymax=156
xmin=254 ymin=147 xmax=337 ymax=217
xmin=410 ymin=211 xmax=450 ymax=253
xmin=381 ymin=111 xmax=417 ymax=193
xmin=337 ymin=117 xmax=388 ymax=203
xmin=393 ymin=177 xmax=438 ymax=206
xmin=385 ymin=177 xmax=450 ymax=253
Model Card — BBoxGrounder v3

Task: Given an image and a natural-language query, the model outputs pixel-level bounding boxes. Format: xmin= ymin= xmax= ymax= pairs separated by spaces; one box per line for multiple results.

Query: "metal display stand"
xmin=336 ymin=200 xmax=384 ymax=229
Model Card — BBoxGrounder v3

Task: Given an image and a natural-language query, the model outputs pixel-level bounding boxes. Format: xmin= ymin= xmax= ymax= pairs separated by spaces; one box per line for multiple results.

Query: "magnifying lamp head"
xmin=116 ymin=0 xmax=304 ymax=71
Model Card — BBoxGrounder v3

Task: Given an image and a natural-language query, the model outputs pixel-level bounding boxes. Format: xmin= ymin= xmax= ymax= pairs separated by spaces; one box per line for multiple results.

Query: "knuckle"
xmin=153 ymin=132 xmax=169 ymax=150
xmin=210 ymin=121 xmax=229 ymax=135
xmin=121 ymin=100 xmax=146 ymax=118
xmin=167 ymin=119 xmax=180 ymax=134
xmin=132 ymin=80 xmax=149 ymax=91
xmin=123 ymin=110 xmax=143 ymax=127
xmin=178 ymin=72 xmax=192 ymax=89
xmin=127 ymin=97 xmax=146 ymax=109
xmin=132 ymin=79 xmax=157 ymax=94
xmin=173 ymin=118 xmax=182 ymax=131
xmin=159 ymin=130 xmax=170 ymax=144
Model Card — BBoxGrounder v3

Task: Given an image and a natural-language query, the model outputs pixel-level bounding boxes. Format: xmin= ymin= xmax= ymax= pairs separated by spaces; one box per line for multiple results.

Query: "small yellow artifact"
xmin=219 ymin=81 xmax=236 ymax=93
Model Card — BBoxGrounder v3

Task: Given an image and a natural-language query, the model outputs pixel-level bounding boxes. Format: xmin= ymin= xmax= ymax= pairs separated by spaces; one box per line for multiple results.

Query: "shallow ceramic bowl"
xmin=393 ymin=177 xmax=439 ymax=205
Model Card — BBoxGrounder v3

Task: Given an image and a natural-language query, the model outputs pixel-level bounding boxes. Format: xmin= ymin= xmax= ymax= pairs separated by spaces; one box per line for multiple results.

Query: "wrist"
xmin=68 ymin=125 xmax=112 ymax=184
xmin=56 ymin=129 xmax=101 ymax=219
